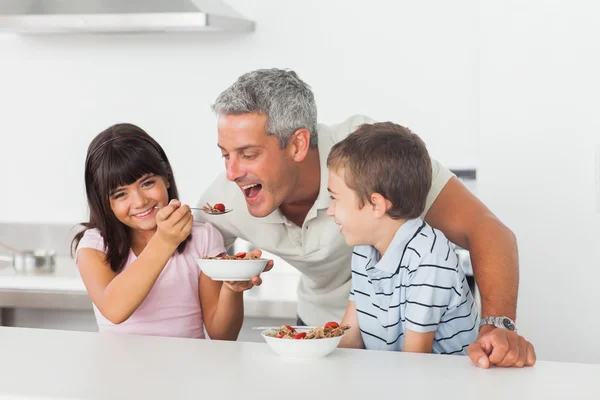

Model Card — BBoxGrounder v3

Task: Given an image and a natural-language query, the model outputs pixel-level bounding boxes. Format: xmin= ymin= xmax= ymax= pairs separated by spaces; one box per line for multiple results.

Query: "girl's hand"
xmin=223 ymin=249 xmax=273 ymax=293
xmin=155 ymin=199 xmax=193 ymax=247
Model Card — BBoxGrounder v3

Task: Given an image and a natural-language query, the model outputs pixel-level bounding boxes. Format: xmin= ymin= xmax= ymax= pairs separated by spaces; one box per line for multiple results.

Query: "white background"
xmin=0 ymin=0 xmax=478 ymax=223
xmin=1 ymin=0 xmax=599 ymax=364
xmin=478 ymin=0 xmax=600 ymax=364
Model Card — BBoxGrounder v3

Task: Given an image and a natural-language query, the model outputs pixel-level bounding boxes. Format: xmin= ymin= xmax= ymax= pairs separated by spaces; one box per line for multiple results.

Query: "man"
xmin=197 ymin=68 xmax=535 ymax=368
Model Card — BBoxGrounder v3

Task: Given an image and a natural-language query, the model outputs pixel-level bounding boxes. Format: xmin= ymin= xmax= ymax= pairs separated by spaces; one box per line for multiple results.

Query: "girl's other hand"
xmin=223 ymin=249 xmax=273 ymax=292
xmin=155 ymin=199 xmax=193 ymax=247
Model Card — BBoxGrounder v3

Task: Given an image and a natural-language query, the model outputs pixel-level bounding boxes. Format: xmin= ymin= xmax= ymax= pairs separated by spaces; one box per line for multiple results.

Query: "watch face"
xmin=502 ymin=318 xmax=516 ymax=331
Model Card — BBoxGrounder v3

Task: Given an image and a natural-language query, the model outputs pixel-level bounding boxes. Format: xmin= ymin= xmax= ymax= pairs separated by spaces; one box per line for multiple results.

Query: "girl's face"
xmin=108 ymin=174 xmax=170 ymax=232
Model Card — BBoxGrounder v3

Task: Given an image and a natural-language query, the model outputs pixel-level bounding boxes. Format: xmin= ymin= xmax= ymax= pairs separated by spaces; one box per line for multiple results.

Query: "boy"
xmin=327 ymin=122 xmax=478 ymax=354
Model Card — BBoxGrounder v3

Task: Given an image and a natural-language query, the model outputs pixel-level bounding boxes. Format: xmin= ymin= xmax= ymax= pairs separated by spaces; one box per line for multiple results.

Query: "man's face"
xmin=217 ymin=113 xmax=297 ymax=217
xmin=327 ymin=168 xmax=376 ymax=247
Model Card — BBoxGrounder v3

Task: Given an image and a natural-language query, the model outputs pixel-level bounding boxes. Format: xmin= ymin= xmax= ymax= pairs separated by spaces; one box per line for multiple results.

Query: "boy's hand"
xmin=223 ymin=249 xmax=273 ymax=292
xmin=467 ymin=325 xmax=536 ymax=368
xmin=155 ymin=199 xmax=193 ymax=247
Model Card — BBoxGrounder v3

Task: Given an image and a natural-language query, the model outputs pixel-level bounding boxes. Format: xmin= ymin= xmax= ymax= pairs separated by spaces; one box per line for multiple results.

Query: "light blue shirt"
xmin=350 ymin=218 xmax=478 ymax=355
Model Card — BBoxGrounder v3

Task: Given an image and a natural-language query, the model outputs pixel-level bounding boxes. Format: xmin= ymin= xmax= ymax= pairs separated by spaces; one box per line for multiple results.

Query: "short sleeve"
xmin=403 ymin=251 xmax=461 ymax=333
xmin=350 ymin=247 xmax=370 ymax=302
xmin=192 ymin=222 xmax=227 ymax=258
xmin=349 ymin=288 xmax=356 ymax=302
xmin=74 ymin=229 xmax=107 ymax=268
xmin=422 ymin=158 xmax=455 ymax=217
xmin=332 ymin=115 xmax=377 ymax=143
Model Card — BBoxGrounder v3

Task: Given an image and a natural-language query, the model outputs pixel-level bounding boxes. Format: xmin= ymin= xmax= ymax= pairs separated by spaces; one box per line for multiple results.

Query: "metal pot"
xmin=0 ymin=249 xmax=56 ymax=273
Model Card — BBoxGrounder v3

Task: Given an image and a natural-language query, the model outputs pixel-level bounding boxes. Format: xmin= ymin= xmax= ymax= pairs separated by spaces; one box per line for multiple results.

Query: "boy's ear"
xmin=370 ymin=193 xmax=391 ymax=218
xmin=289 ymin=128 xmax=311 ymax=162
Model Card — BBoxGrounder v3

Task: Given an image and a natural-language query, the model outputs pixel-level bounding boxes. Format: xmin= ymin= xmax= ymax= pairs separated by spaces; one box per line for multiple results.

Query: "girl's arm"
xmin=77 ymin=201 xmax=193 ymax=324
xmin=199 ymin=249 xmax=274 ymax=340
xmin=198 ymin=274 xmax=244 ymax=341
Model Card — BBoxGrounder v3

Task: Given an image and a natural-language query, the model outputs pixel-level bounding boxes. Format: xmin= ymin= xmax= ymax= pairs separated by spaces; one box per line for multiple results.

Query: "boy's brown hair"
xmin=327 ymin=122 xmax=432 ymax=219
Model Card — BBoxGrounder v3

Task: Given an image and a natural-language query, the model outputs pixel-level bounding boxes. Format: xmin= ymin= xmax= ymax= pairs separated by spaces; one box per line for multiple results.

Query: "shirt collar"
xmin=373 ymin=218 xmax=427 ymax=273
xmin=313 ymin=125 xmax=335 ymax=211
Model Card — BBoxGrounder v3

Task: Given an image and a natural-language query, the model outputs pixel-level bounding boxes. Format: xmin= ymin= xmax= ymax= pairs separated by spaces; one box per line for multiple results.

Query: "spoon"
xmin=0 ymin=241 xmax=24 ymax=254
xmin=153 ymin=206 xmax=232 ymax=215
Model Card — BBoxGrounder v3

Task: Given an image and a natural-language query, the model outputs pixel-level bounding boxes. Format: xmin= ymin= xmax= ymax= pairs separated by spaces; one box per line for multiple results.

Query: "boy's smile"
xmin=327 ymin=169 xmax=376 ymax=247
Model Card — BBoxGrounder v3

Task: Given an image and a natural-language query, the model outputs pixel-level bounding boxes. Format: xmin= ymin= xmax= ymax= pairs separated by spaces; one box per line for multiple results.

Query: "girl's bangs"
xmin=96 ymin=144 xmax=166 ymax=197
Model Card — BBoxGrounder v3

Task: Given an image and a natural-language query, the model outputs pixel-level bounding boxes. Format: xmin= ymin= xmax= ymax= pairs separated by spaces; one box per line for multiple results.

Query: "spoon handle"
xmin=0 ymin=241 xmax=23 ymax=254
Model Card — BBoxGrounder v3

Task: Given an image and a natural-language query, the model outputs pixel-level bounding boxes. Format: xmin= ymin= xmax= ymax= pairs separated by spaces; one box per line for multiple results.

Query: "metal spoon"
xmin=153 ymin=206 xmax=232 ymax=215
xmin=0 ymin=241 xmax=24 ymax=254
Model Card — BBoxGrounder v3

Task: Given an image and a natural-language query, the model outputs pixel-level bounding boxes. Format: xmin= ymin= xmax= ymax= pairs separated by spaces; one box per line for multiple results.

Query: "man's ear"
xmin=289 ymin=128 xmax=311 ymax=162
xmin=370 ymin=193 xmax=391 ymax=218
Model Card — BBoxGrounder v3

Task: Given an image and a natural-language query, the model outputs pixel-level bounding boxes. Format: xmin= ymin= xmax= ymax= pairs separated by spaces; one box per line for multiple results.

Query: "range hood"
xmin=0 ymin=0 xmax=254 ymax=34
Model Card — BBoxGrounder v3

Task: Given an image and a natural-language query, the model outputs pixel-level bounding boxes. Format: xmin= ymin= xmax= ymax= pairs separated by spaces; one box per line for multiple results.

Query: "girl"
xmin=72 ymin=123 xmax=270 ymax=339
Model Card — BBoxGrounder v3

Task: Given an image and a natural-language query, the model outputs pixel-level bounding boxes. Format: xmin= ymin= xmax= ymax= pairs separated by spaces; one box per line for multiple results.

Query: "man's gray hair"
xmin=212 ymin=68 xmax=318 ymax=149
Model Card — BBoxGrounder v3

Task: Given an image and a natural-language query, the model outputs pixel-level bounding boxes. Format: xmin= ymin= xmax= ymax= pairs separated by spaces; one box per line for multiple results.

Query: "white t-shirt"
xmin=196 ymin=115 xmax=455 ymax=325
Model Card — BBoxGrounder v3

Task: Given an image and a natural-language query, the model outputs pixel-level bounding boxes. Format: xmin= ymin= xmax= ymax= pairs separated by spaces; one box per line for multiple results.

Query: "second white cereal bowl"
xmin=195 ymin=258 xmax=268 ymax=281
xmin=261 ymin=327 xmax=345 ymax=359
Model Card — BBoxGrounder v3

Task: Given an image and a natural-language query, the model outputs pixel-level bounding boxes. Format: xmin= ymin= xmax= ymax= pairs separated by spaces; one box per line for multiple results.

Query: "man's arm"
xmin=424 ymin=176 xmax=535 ymax=368
xmin=425 ymin=176 xmax=518 ymax=319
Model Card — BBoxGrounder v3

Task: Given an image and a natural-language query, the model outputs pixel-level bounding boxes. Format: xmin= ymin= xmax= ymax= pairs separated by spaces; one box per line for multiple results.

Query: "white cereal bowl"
xmin=261 ymin=328 xmax=344 ymax=359
xmin=195 ymin=258 xmax=268 ymax=281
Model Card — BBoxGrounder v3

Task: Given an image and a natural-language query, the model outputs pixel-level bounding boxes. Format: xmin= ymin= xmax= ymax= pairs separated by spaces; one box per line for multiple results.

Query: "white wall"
xmin=0 ymin=0 xmax=599 ymax=365
xmin=0 ymin=0 xmax=478 ymax=223
xmin=478 ymin=1 xmax=600 ymax=364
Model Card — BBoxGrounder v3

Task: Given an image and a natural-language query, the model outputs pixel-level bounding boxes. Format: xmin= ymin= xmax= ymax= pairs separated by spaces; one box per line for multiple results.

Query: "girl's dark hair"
xmin=72 ymin=123 xmax=191 ymax=272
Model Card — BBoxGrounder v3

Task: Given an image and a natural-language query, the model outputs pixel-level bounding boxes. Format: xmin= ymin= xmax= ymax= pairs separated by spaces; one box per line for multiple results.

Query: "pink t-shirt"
xmin=75 ymin=222 xmax=226 ymax=339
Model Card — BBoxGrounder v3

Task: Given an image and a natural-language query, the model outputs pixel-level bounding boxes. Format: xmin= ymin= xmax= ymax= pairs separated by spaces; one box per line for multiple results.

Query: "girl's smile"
xmin=109 ymin=174 xmax=170 ymax=232
xmin=132 ymin=206 xmax=157 ymax=219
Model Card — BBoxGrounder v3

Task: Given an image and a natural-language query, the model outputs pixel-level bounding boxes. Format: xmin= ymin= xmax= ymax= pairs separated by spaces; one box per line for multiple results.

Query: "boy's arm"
xmin=403 ymin=329 xmax=436 ymax=353
xmin=338 ymin=301 xmax=365 ymax=349
xmin=402 ymin=245 xmax=461 ymax=353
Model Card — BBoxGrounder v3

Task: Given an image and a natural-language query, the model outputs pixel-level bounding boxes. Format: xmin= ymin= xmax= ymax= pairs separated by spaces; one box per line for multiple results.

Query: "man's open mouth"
xmin=241 ymin=183 xmax=262 ymax=199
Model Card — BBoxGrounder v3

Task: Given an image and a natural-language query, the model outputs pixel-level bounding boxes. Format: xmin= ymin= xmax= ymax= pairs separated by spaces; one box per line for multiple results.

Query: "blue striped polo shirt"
xmin=350 ymin=218 xmax=479 ymax=355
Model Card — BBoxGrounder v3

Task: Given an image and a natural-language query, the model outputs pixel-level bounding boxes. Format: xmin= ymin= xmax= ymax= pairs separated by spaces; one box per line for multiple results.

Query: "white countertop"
xmin=0 ymin=256 xmax=299 ymax=319
xmin=0 ymin=327 xmax=598 ymax=400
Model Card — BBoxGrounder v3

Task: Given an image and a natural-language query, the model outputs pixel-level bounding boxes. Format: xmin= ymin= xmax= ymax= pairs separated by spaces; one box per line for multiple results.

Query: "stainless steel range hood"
xmin=0 ymin=0 xmax=254 ymax=34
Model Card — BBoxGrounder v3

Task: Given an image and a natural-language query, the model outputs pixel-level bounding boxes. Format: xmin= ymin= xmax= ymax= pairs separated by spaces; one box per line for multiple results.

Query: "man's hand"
xmin=223 ymin=249 xmax=274 ymax=292
xmin=467 ymin=325 xmax=536 ymax=368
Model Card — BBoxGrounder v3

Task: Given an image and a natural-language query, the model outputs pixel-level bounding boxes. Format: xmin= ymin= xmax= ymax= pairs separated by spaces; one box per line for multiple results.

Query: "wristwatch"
xmin=479 ymin=316 xmax=517 ymax=332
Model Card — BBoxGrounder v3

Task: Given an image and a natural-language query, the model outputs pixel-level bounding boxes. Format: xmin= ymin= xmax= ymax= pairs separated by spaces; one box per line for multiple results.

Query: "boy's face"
xmin=327 ymin=168 xmax=377 ymax=247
